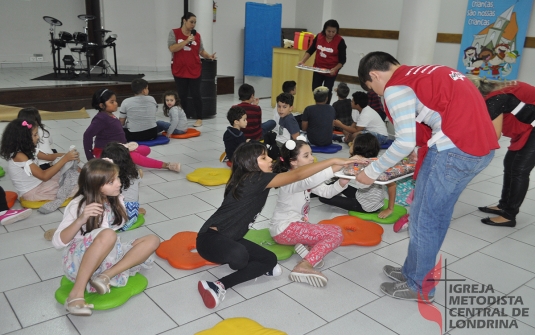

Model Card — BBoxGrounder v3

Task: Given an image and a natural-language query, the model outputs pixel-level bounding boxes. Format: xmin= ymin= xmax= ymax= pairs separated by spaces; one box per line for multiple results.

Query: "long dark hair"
xmin=225 ymin=141 xmax=269 ymax=199
xmin=17 ymin=107 xmax=50 ymax=140
xmin=74 ymin=159 xmax=127 ymax=235
xmin=162 ymin=90 xmax=181 ymax=117
xmin=91 ymin=88 xmax=116 ymax=111
xmin=101 ymin=142 xmax=139 ymax=191
xmin=0 ymin=118 xmax=38 ymax=160
xmin=351 ymin=133 xmax=380 ymax=158
xmin=272 ymin=140 xmax=308 ymax=173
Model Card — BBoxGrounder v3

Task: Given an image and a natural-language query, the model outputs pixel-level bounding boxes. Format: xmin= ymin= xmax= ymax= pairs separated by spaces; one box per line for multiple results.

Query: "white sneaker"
xmin=294 ymin=243 xmax=325 ymax=268
xmin=265 ymin=264 xmax=282 ymax=276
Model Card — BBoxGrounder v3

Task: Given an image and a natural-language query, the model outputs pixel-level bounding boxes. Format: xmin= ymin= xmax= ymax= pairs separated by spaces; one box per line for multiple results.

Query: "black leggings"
xmin=0 ymin=186 xmax=8 ymax=212
xmin=174 ymin=76 xmax=203 ymax=119
xmin=318 ymin=185 xmax=374 ymax=213
xmin=498 ymin=127 xmax=535 ymax=219
xmin=196 ymin=229 xmax=277 ymax=289
xmin=124 ymin=127 xmax=158 ymax=142
xmin=312 ymin=72 xmax=337 ymax=104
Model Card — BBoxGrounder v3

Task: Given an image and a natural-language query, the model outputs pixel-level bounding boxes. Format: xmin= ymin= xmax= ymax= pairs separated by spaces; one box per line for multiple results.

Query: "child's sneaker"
xmin=294 ymin=243 xmax=324 ymax=268
xmin=265 ymin=264 xmax=282 ymax=276
xmin=393 ymin=214 xmax=409 ymax=233
xmin=198 ymin=280 xmax=226 ymax=309
xmin=0 ymin=208 xmax=32 ymax=225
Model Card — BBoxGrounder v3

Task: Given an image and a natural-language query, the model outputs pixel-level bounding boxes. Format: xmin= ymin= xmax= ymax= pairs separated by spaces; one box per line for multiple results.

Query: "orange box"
xmin=294 ymin=32 xmax=314 ymax=50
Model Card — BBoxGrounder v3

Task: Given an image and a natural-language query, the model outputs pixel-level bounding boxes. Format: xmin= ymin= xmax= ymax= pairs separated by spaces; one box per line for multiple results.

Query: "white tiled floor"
xmin=1 ymin=68 xmax=535 ymax=335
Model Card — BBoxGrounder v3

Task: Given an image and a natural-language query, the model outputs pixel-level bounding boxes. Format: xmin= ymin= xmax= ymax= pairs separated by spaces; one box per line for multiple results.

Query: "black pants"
xmin=498 ymin=128 xmax=535 ymax=219
xmin=124 ymin=127 xmax=158 ymax=142
xmin=196 ymin=229 xmax=277 ymax=289
xmin=174 ymin=76 xmax=203 ymax=119
xmin=312 ymin=72 xmax=337 ymax=104
xmin=318 ymin=185 xmax=373 ymax=213
xmin=0 ymin=186 xmax=8 ymax=212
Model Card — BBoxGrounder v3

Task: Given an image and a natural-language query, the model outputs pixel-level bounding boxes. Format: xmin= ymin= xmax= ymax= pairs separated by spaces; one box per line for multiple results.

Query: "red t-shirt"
xmin=171 ymin=29 xmax=202 ymax=78
xmin=233 ymin=102 xmax=262 ymax=140
xmin=485 ymin=82 xmax=535 ymax=151
xmin=313 ymin=33 xmax=343 ymax=76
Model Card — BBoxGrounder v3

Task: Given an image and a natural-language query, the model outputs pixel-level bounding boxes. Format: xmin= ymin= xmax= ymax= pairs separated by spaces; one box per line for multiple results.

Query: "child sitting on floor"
xmin=319 ymin=133 xmax=396 ymax=218
xmin=83 ymin=88 xmax=180 ymax=172
xmin=270 ymin=137 xmax=365 ymax=287
xmin=157 ymin=90 xmax=188 ymax=137
xmin=0 ymin=118 xmax=80 ymax=214
xmin=101 ymin=142 xmax=146 ymax=230
xmin=274 ymin=93 xmax=300 ymax=147
xmin=233 ymin=83 xmax=276 ymax=140
xmin=302 ymin=86 xmax=336 ymax=146
xmin=119 ymin=78 xmax=159 ymax=142
xmin=332 ymin=82 xmax=353 ymax=133
xmin=17 ymin=107 xmax=66 ymax=170
xmin=52 ymin=159 xmax=159 ymax=316
xmin=223 ymin=107 xmax=249 ymax=162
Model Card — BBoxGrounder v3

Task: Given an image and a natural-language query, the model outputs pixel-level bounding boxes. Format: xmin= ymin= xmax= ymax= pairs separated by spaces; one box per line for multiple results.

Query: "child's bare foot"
xmin=139 ymin=208 xmax=147 ymax=215
xmin=138 ymin=169 xmax=144 ymax=179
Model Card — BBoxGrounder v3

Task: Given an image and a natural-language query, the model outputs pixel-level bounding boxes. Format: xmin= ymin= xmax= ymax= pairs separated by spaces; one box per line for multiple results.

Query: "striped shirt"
xmin=354 ymin=182 xmax=385 ymax=212
xmin=364 ymin=85 xmax=455 ymax=180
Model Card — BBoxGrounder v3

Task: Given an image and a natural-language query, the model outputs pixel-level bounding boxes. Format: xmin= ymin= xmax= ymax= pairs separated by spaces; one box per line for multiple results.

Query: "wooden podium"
xmin=271 ymin=47 xmax=315 ymax=113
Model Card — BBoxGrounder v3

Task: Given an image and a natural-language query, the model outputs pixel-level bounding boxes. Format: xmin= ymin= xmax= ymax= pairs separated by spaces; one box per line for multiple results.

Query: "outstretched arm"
xmin=267 ymin=156 xmax=365 ymax=189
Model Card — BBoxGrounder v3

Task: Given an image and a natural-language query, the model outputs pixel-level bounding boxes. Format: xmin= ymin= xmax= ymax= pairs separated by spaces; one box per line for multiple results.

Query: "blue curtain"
xmin=244 ymin=2 xmax=282 ymax=78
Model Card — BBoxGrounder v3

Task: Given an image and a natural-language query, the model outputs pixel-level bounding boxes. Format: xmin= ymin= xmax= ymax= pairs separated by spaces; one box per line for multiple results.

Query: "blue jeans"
xmin=156 ymin=120 xmax=186 ymax=135
xmin=261 ymin=120 xmax=276 ymax=137
xmin=361 ymin=130 xmax=390 ymax=145
xmin=401 ymin=146 xmax=494 ymax=295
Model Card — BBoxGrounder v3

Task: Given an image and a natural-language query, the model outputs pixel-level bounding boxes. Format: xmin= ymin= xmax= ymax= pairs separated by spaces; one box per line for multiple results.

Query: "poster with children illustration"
xmin=456 ymin=0 xmax=533 ymax=80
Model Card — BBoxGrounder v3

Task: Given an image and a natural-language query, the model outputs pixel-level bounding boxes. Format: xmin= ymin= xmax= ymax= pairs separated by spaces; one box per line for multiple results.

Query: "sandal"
xmin=65 ymin=298 xmax=94 ymax=316
xmin=89 ymin=274 xmax=111 ymax=294
xmin=168 ymin=162 xmax=181 ymax=173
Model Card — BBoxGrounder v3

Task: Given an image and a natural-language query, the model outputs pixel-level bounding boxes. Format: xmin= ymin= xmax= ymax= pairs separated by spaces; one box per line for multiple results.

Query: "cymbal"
xmin=95 ymin=29 xmax=112 ymax=33
xmin=43 ymin=16 xmax=62 ymax=26
xmin=78 ymin=14 xmax=96 ymax=21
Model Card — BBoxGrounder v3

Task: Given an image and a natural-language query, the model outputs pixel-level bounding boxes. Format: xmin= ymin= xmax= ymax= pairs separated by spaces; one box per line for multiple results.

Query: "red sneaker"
xmin=197 ymin=280 xmax=226 ymax=309
xmin=393 ymin=214 xmax=409 ymax=233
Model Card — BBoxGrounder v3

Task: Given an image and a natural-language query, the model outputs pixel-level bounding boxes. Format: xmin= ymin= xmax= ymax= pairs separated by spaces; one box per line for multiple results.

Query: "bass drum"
xmin=73 ymin=32 xmax=87 ymax=43
xmin=59 ymin=31 xmax=73 ymax=42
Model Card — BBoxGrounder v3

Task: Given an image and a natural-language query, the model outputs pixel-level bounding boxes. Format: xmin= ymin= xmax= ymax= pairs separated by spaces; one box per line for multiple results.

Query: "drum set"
xmin=44 ymin=15 xmax=118 ymax=78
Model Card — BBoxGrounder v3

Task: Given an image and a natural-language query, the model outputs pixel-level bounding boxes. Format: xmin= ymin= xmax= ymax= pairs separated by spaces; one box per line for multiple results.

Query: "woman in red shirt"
xmin=168 ymin=12 xmax=216 ymax=127
xmin=298 ymin=19 xmax=347 ymax=104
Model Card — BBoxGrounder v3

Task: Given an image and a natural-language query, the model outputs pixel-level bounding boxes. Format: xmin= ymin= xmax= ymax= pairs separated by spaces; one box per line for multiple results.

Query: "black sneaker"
xmin=198 ymin=280 xmax=226 ymax=309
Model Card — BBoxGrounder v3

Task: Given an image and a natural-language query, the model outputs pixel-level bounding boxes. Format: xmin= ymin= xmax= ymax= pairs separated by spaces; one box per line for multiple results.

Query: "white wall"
xmin=0 ymin=0 xmax=86 ymax=66
xmin=2 ymin=0 xmax=534 ymax=85
xmin=331 ymin=0 xmax=535 ymax=85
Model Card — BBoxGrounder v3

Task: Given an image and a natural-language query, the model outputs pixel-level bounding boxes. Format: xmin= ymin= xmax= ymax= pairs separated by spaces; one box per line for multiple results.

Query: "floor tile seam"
xmin=0 ymin=244 xmax=56 ymax=262
xmin=22 ymin=253 xmax=44 ymax=283
xmin=478 ymin=247 xmax=535 ymax=275
xmin=137 ymin=291 xmax=180 ymax=329
xmin=447 ymin=225 xmax=519 ymax=243
xmin=356 ymin=302 xmax=404 ymax=335
xmin=145 ymin=182 xmax=211 ymax=199
xmin=1 ymin=291 xmax=23 ymax=333
xmin=275 ymin=287 xmax=332 ymax=325
xmin=190 ymin=192 xmax=223 ymax=210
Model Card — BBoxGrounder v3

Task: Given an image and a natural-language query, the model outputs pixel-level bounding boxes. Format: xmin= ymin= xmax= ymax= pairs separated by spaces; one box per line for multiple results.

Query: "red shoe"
xmin=393 ymin=214 xmax=409 ymax=233
xmin=0 ymin=208 xmax=32 ymax=225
